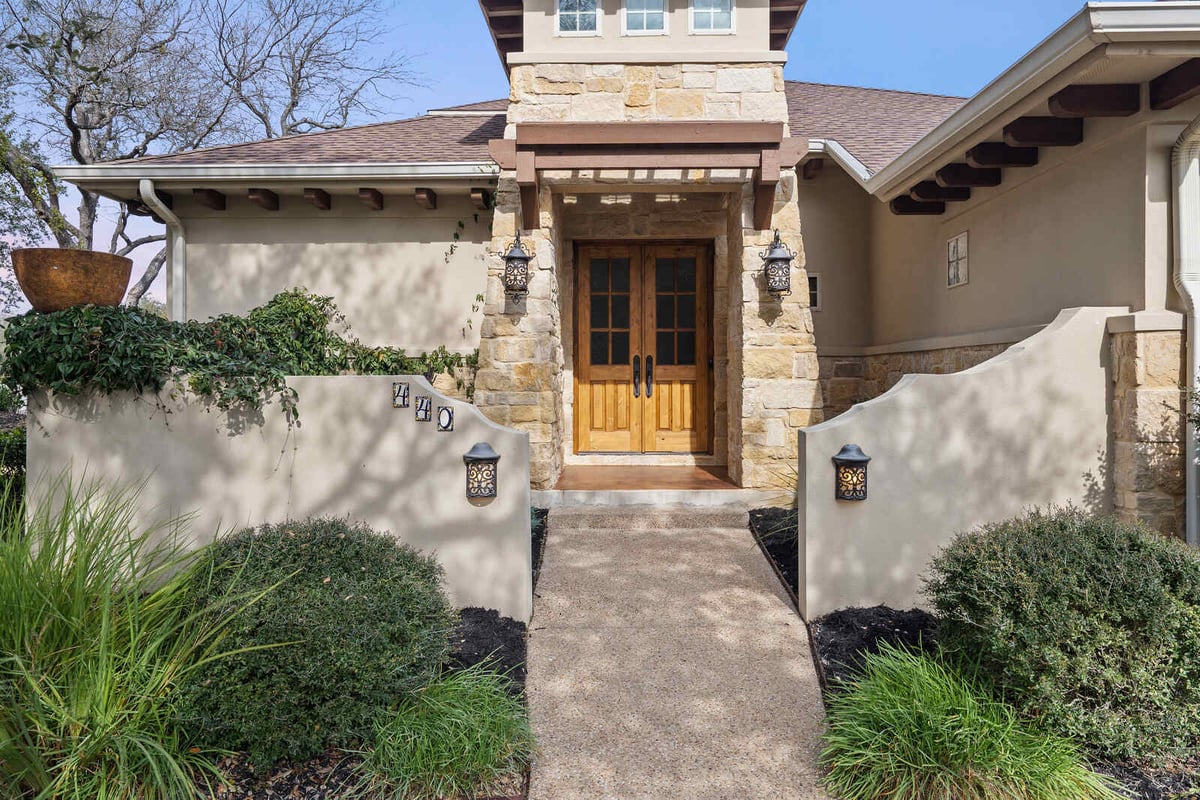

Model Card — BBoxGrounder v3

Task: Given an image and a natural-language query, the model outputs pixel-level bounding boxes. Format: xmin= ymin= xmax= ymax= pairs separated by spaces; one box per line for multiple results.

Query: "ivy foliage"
xmin=2 ymin=289 xmax=477 ymax=422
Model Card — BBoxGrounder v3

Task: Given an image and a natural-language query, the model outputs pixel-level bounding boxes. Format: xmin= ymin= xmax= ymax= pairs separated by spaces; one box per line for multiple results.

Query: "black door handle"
xmin=632 ymin=355 xmax=641 ymax=398
xmin=645 ymin=355 xmax=654 ymax=398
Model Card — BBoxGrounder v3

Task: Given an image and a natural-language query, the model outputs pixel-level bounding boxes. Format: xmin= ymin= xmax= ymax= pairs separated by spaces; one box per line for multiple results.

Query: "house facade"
xmin=58 ymin=1 xmax=1200 ymax=543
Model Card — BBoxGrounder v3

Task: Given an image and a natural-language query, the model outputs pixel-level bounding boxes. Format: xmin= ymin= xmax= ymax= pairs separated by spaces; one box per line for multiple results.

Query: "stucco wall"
xmin=180 ymin=193 xmax=491 ymax=350
xmin=798 ymin=307 xmax=1122 ymax=620
xmin=27 ymin=375 xmax=533 ymax=622
xmin=517 ymin=0 xmax=771 ymax=60
xmin=868 ymin=123 xmax=1148 ymax=345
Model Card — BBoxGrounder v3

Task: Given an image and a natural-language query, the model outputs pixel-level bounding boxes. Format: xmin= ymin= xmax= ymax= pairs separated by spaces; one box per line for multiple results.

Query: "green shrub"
xmin=358 ymin=663 xmax=536 ymax=800
xmin=0 ymin=479 xmax=248 ymax=799
xmin=820 ymin=643 xmax=1121 ymax=800
xmin=925 ymin=507 xmax=1200 ymax=762
xmin=177 ymin=518 xmax=456 ymax=767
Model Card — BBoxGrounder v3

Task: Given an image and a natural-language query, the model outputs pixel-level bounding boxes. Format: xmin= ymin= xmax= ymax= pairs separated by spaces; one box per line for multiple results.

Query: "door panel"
xmin=576 ymin=243 xmax=711 ymax=455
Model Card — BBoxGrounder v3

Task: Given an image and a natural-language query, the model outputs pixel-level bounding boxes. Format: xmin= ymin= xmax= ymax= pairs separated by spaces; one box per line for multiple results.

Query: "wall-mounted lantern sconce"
xmin=463 ymin=442 xmax=501 ymax=500
xmin=761 ymin=229 xmax=794 ymax=298
xmin=833 ymin=444 xmax=870 ymax=501
xmin=503 ymin=232 xmax=534 ymax=301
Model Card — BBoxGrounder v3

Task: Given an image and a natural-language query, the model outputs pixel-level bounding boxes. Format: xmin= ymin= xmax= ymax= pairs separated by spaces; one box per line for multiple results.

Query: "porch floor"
xmin=554 ymin=465 xmax=738 ymax=491
xmin=526 ymin=506 xmax=830 ymax=800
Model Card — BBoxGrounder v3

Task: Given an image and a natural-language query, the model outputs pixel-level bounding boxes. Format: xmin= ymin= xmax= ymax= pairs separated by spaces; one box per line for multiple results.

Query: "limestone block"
xmin=713 ymin=67 xmax=775 ymax=93
xmin=1141 ymin=332 xmax=1185 ymax=388
xmin=624 ymin=82 xmax=654 ymax=108
xmin=655 ymin=90 xmax=706 ymax=119
xmin=681 ymin=63 xmax=715 ymax=72
xmin=586 ymin=77 xmax=624 ymax=93
xmin=793 ymin=352 xmax=820 ymax=380
xmin=509 ymin=102 xmax=571 ymax=123
xmin=592 ymin=64 xmax=623 ymax=77
xmin=832 ymin=359 xmax=864 ymax=378
xmin=739 ymin=92 xmax=789 ymax=121
xmin=571 ymin=93 xmax=627 ymax=121
xmin=534 ymin=78 xmax=584 ymax=94
xmin=683 ymin=71 xmax=716 ymax=89
xmin=1116 ymin=388 xmax=1183 ymax=442
xmin=743 ymin=349 xmax=795 ymax=379
xmin=748 ymin=379 xmax=820 ymax=410
xmin=1115 ymin=440 xmax=1185 ymax=495
xmin=534 ymin=64 xmax=589 ymax=82
xmin=704 ymin=101 xmax=742 ymax=120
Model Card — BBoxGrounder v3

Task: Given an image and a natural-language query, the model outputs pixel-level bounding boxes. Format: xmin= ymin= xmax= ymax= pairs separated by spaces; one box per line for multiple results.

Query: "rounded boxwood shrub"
xmin=177 ymin=518 xmax=456 ymax=767
xmin=925 ymin=507 xmax=1200 ymax=761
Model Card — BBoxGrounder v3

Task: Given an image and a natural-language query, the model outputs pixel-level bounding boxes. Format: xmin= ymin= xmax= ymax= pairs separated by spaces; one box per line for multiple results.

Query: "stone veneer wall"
xmin=1111 ymin=331 xmax=1186 ymax=538
xmin=506 ymin=63 xmax=788 ymax=123
xmin=818 ymin=345 xmax=1011 ymax=420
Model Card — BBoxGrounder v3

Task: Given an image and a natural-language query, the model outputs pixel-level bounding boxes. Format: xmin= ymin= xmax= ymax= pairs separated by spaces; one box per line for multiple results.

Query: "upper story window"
xmin=559 ymin=0 xmax=601 ymax=34
xmin=624 ymin=0 xmax=667 ymax=34
xmin=691 ymin=0 xmax=733 ymax=33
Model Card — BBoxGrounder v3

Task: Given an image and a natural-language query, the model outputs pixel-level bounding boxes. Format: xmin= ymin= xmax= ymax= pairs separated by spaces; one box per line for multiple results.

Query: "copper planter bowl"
xmin=11 ymin=248 xmax=133 ymax=313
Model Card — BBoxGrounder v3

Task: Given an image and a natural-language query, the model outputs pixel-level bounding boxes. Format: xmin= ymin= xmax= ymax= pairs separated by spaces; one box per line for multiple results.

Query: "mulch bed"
xmin=197 ymin=606 xmax=529 ymax=799
xmin=531 ymin=508 xmax=548 ymax=591
xmin=747 ymin=507 xmax=1200 ymax=800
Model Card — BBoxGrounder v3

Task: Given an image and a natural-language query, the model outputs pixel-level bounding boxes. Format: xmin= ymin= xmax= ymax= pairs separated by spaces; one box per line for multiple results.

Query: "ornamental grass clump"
xmin=176 ymin=518 xmax=456 ymax=768
xmin=0 ymin=479 xmax=252 ymax=800
xmin=358 ymin=662 xmax=537 ymax=800
xmin=819 ymin=643 xmax=1121 ymax=800
xmin=925 ymin=507 xmax=1200 ymax=762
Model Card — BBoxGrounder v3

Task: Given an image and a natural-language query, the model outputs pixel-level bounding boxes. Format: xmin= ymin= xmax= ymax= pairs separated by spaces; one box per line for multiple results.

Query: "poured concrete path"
xmin=526 ymin=507 xmax=831 ymax=800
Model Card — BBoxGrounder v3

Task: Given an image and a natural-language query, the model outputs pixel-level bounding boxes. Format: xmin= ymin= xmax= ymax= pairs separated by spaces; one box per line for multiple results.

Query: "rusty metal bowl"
xmin=11 ymin=248 xmax=133 ymax=313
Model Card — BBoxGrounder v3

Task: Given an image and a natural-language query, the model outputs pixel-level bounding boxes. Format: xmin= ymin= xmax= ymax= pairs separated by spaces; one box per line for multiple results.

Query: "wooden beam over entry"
xmin=304 ymin=187 xmax=331 ymax=210
xmin=910 ymin=181 xmax=970 ymax=202
xmin=1048 ymin=84 xmax=1140 ymax=117
xmin=360 ymin=187 xmax=384 ymax=210
xmin=192 ymin=188 xmax=225 ymax=210
xmin=935 ymin=163 xmax=1001 ymax=188
xmin=966 ymin=142 xmax=1039 ymax=169
xmin=247 ymin=188 xmax=279 ymax=211
xmin=890 ymin=196 xmax=945 ymax=215
xmin=1003 ymin=117 xmax=1084 ymax=147
xmin=1151 ymin=58 xmax=1200 ymax=110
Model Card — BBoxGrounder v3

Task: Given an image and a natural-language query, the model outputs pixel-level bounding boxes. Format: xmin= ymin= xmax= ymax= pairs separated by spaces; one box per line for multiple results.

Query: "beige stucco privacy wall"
xmin=27 ymin=375 xmax=533 ymax=622
xmin=178 ymin=193 xmax=492 ymax=350
xmin=798 ymin=307 xmax=1123 ymax=620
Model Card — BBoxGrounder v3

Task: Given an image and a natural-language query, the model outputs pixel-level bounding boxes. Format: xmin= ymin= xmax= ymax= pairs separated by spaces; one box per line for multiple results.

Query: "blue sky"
xmin=389 ymin=0 xmax=1089 ymax=118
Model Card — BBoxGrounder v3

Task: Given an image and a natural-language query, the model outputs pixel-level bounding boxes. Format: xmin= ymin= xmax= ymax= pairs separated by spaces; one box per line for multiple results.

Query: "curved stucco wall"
xmin=27 ymin=375 xmax=533 ymax=622
xmin=798 ymin=306 xmax=1124 ymax=620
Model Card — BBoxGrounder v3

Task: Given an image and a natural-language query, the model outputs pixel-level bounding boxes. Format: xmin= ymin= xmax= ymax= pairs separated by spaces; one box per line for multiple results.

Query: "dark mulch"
xmin=0 ymin=411 xmax=24 ymax=431
xmin=809 ymin=605 xmax=937 ymax=692
xmin=1096 ymin=760 xmax=1200 ymax=800
xmin=197 ymin=606 xmax=529 ymax=799
xmin=748 ymin=507 xmax=798 ymax=600
xmin=531 ymin=508 xmax=548 ymax=591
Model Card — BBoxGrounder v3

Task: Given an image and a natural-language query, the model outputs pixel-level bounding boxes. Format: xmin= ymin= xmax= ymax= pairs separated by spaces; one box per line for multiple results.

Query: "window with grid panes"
xmin=691 ymin=0 xmax=732 ymax=31
xmin=559 ymin=0 xmax=600 ymax=33
xmin=625 ymin=0 xmax=666 ymax=32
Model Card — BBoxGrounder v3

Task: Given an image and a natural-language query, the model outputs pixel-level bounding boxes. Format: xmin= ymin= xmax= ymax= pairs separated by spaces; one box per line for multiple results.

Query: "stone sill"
xmin=1105 ymin=310 xmax=1185 ymax=333
xmin=507 ymin=50 xmax=788 ymax=65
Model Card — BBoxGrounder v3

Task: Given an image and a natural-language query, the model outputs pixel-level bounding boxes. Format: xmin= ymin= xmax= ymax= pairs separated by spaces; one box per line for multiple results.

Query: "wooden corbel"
xmin=753 ymin=146 xmax=781 ymax=230
xmin=516 ymin=149 xmax=539 ymax=231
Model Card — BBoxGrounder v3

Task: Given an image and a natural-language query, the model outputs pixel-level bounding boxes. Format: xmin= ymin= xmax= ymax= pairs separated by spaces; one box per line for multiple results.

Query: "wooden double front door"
xmin=575 ymin=243 xmax=712 ymax=454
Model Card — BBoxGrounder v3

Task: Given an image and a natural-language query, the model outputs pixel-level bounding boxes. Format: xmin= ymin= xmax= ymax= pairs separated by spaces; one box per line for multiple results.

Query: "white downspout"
xmin=1172 ymin=114 xmax=1200 ymax=546
xmin=138 ymin=179 xmax=186 ymax=321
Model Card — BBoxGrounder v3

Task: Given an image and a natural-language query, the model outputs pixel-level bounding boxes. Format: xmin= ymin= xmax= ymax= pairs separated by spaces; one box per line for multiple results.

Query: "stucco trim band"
xmin=818 ymin=323 xmax=1046 ymax=358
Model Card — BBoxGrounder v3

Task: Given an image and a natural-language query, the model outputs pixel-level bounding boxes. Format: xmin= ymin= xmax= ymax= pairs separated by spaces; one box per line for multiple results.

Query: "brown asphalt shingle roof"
xmin=785 ymin=82 xmax=964 ymax=174
xmin=102 ymin=82 xmax=964 ymax=174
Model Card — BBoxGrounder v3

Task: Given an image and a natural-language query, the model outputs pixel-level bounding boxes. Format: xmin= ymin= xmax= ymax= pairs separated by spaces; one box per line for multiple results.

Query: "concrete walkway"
xmin=527 ymin=507 xmax=831 ymax=800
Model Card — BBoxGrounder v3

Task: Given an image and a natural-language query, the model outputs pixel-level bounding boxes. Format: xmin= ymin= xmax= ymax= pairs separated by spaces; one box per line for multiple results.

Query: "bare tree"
xmin=0 ymin=0 xmax=415 ymax=308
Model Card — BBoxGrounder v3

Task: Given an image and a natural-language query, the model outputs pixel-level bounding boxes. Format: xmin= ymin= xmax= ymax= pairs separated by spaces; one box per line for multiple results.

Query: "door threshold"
xmin=565 ymin=453 xmax=722 ymax=467
xmin=554 ymin=465 xmax=736 ymax=491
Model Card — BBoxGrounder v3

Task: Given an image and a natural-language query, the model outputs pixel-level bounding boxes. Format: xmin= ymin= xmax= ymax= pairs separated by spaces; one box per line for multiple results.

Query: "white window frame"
xmin=947 ymin=231 xmax=969 ymax=288
xmin=807 ymin=273 xmax=822 ymax=311
xmin=689 ymin=0 xmax=735 ymax=34
xmin=622 ymin=0 xmax=669 ymax=36
xmin=556 ymin=0 xmax=603 ymax=37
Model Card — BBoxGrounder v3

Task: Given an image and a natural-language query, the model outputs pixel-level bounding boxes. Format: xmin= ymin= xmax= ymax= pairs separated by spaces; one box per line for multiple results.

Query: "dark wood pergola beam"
xmin=966 ymin=142 xmax=1039 ymax=169
xmin=1004 ymin=117 xmax=1084 ymax=147
xmin=359 ymin=187 xmax=384 ymax=210
xmin=891 ymin=196 xmax=946 ymax=216
xmin=936 ymin=163 xmax=1001 ymax=188
xmin=414 ymin=188 xmax=437 ymax=210
xmin=910 ymin=181 xmax=970 ymax=202
xmin=1048 ymin=84 xmax=1140 ymax=118
xmin=247 ymin=188 xmax=279 ymax=211
xmin=192 ymin=188 xmax=225 ymax=211
xmin=479 ymin=0 xmax=521 ymax=16
xmin=304 ymin=188 xmax=331 ymax=210
xmin=489 ymin=16 xmax=522 ymax=38
xmin=1151 ymin=58 xmax=1200 ymax=111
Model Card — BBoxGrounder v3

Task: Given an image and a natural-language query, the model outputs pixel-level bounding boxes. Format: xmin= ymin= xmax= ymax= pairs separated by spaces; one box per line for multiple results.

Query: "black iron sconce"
xmin=761 ymin=229 xmax=795 ymax=298
xmin=833 ymin=444 xmax=870 ymax=501
xmin=463 ymin=442 xmax=501 ymax=500
xmin=503 ymin=232 xmax=534 ymax=301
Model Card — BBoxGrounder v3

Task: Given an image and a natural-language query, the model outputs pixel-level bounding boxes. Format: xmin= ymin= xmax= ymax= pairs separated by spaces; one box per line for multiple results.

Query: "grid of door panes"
xmin=559 ymin=0 xmax=599 ymax=32
xmin=626 ymin=0 xmax=665 ymax=31
xmin=590 ymin=257 xmax=632 ymax=366
xmin=655 ymin=256 xmax=697 ymax=366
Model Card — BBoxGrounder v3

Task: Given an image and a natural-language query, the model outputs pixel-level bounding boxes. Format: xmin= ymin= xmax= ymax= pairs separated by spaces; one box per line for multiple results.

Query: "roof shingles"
xmin=98 ymin=82 xmax=964 ymax=174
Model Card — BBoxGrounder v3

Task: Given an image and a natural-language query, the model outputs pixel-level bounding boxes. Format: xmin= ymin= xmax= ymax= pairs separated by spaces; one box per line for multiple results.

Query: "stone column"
xmin=474 ymin=174 xmax=566 ymax=489
xmin=1111 ymin=330 xmax=1186 ymax=537
xmin=730 ymin=170 xmax=823 ymax=489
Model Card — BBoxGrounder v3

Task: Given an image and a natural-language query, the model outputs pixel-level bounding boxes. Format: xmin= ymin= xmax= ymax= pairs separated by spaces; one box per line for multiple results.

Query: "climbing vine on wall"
xmin=2 ymin=289 xmax=478 ymax=423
